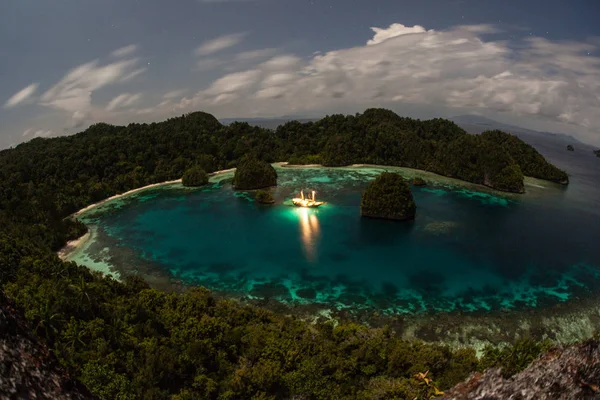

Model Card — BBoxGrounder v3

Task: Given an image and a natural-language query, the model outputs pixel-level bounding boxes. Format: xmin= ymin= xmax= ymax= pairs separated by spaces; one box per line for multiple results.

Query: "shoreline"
xmin=69 ymin=167 xmax=237 ymax=219
xmin=58 ymin=163 xmax=553 ymax=261
xmin=58 ymin=167 xmax=237 ymax=260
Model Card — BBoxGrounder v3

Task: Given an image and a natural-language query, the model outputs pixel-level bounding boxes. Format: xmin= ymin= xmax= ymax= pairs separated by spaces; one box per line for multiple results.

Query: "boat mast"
xmin=312 ymin=191 xmax=316 ymax=201
xmin=301 ymin=190 xmax=304 ymax=200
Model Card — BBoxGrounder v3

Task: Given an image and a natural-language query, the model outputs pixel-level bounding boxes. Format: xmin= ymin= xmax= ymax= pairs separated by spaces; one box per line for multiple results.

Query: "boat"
xmin=292 ymin=190 xmax=325 ymax=208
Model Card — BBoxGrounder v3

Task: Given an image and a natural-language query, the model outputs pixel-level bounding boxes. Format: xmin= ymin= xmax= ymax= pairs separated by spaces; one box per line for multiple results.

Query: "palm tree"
xmin=34 ymin=299 xmax=65 ymax=342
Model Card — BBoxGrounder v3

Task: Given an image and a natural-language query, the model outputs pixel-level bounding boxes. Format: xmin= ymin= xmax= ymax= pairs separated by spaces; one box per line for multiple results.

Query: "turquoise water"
xmin=72 ymin=166 xmax=600 ymax=315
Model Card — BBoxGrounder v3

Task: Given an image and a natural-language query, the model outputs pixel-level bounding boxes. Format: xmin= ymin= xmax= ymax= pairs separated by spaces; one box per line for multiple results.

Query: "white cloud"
xmin=194 ymin=33 xmax=246 ymax=56
xmin=175 ymin=22 xmax=600 ymax=140
xmin=163 ymin=89 xmax=188 ymax=99
xmin=106 ymin=93 xmax=142 ymax=111
xmin=4 ymin=83 xmax=39 ymax=108
xmin=40 ymin=58 xmax=143 ymax=114
xmin=121 ymin=67 xmax=147 ymax=82
xmin=111 ymin=44 xmax=138 ymax=58
xmin=367 ymin=23 xmax=431 ymax=45
xmin=204 ymin=69 xmax=262 ymax=95
xmin=22 ymin=129 xmax=32 ymax=137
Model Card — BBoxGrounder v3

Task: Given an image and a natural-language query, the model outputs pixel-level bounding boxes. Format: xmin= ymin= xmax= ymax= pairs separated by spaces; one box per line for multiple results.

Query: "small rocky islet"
xmin=360 ymin=172 xmax=417 ymax=221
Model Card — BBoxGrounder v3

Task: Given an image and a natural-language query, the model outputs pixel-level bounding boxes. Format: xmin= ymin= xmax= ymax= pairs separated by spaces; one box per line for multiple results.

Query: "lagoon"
xmin=65 ymin=164 xmax=600 ymax=319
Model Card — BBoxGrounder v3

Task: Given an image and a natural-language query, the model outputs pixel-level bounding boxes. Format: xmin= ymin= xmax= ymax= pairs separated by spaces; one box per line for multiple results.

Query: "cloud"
xmin=39 ymin=56 xmax=144 ymax=123
xmin=163 ymin=89 xmax=188 ymax=99
xmin=111 ymin=44 xmax=138 ymax=58
xmin=194 ymin=33 xmax=246 ymax=56
xmin=367 ymin=23 xmax=431 ymax=45
xmin=22 ymin=129 xmax=32 ymax=137
xmin=4 ymin=83 xmax=39 ymax=108
xmin=174 ymin=22 xmax=600 ymax=139
xmin=106 ymin=93 xmax=142 ymax=111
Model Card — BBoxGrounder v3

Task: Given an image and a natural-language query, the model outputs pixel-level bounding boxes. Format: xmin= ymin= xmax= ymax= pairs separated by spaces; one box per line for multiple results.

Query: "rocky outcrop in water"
xmin=232 ymin=157 xmax=278 ymax=190
xmin=442 ymin=339 xmax=600 ymax=400
xmin=361 ymin=172 xmax=416 ymax=220
xmin=0 ymin=291 xmax=93 ymax=399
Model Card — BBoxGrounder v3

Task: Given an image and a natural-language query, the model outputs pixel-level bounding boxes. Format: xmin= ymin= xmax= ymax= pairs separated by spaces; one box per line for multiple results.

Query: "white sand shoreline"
xmin=58 ymin=167 xmax=237 ymax=261
xmin=58 ymin=232 xmax=90 ymax=260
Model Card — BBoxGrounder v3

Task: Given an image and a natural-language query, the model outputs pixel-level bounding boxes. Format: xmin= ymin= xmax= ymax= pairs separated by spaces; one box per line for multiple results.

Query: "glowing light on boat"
xmin=292 ymin=190 xmax=325 ymax=208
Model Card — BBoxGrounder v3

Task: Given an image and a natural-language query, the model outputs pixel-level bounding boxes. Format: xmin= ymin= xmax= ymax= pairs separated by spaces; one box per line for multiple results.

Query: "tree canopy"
xmin=232 ymin=157 xmax=278 ymax=190
xmin=182 ymin=166 xmax=209 ymax=187
xmin=361 ymin=172 xmax=417 ymax=220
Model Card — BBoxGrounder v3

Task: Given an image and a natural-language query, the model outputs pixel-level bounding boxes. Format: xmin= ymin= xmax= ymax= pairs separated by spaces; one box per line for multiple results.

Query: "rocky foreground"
xmin=443 ymin=339 xmax=600 ymax=400
xmin=0 ymin=291 xmax=93 ymax=399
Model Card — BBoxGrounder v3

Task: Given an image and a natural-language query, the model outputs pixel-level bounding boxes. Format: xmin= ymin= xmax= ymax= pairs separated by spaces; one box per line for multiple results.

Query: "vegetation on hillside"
xmin=480 ymin=130 xmax=569 ymax=184
xmin=361 ymin=172 xmax=416 ymax=220
xmin=0 ymin=109 xmax=566 ymax=398
xmin=2 ymin=253 xmax=549 ymax=399
xmin=232 ymin=157 xmax=278 ymax=190
xmin=182 ymin=166 xmax=209 ymax=187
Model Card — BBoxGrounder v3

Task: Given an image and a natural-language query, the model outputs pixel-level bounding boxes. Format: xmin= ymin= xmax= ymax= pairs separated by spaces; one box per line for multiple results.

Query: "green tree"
xmin=361 ymin=172 xmax=416 ymax=220
xmin=182 ymin=167 xmax=209 ymax=187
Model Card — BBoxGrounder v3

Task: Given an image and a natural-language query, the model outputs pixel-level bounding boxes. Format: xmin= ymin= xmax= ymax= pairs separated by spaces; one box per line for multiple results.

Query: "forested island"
xmin=232 ymin=157 xmax=278 ymax=190
xmin=361 ymin=172 xmax=417 ymax=220
xmin=0 ymin=109 xmax=572 ymax=399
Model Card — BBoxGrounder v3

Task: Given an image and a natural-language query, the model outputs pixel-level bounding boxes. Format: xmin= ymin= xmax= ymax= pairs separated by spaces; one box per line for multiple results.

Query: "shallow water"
xmin=67 ymin=163 xmax=600 ymax=315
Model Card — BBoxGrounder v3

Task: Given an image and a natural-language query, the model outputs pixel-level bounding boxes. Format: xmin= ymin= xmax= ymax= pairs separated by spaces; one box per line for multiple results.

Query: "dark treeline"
xmin=0 ymin=109 xmax=561 ymax=399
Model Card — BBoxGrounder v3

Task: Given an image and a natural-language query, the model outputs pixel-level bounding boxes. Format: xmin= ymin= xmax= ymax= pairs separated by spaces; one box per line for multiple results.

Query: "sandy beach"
xmin=58 ymin=167 xmax=238 ymax=260
xmin=58 ymin=232 xmax=90 ymax=260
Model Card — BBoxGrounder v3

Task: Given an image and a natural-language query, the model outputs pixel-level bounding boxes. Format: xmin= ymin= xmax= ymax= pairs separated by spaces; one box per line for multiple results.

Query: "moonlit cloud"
xmin=4 ymin=83 xmax=39 ymax=108
xmin=175 ymin=23 xmax=600 ymax=140
xmin=194 ymin=33 xmax=246 ymax=56
xmin=111 ymin=44 xmax=138 ymax=58
xmin=106 ymin=93 xmax=142 ymax=111
xmin=367 ymin=23 xmax=431 ymax=45
xmin=40 ymin=58 xmax=143 ymax=114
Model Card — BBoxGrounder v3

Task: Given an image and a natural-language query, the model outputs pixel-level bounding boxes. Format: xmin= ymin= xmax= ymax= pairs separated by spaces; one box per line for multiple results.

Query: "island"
xmin=182 ymin=166 xmax=208 ymax=187
xmin=232 ymin=157 xmax=278 ymax=190
xmin=361 ymin=172 xmax=416 ymax=220
xmin=567 ymin=145 xmax=575 ymax=151
xmin=255 ymin=189 xmax=275 ymax=204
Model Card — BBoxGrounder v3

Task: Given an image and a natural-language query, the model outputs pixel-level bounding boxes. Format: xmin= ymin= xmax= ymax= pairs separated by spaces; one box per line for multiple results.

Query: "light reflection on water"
xmin=297 ymin=207 xmax=321 ymax=263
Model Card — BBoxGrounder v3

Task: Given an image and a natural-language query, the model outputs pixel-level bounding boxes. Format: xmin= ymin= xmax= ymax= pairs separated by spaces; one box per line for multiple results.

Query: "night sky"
xmin=1 ymin=0 xmax=599 ymax=148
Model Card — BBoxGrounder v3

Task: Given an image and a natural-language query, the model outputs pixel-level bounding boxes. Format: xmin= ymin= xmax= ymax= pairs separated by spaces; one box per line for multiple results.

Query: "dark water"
xmin=72 ymin=155 xmax=600 ymax=315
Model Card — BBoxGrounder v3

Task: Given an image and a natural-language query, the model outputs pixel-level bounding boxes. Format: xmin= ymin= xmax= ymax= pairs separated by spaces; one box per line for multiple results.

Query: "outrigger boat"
xmin=292 ymin=190 xmax=325 ymax=208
